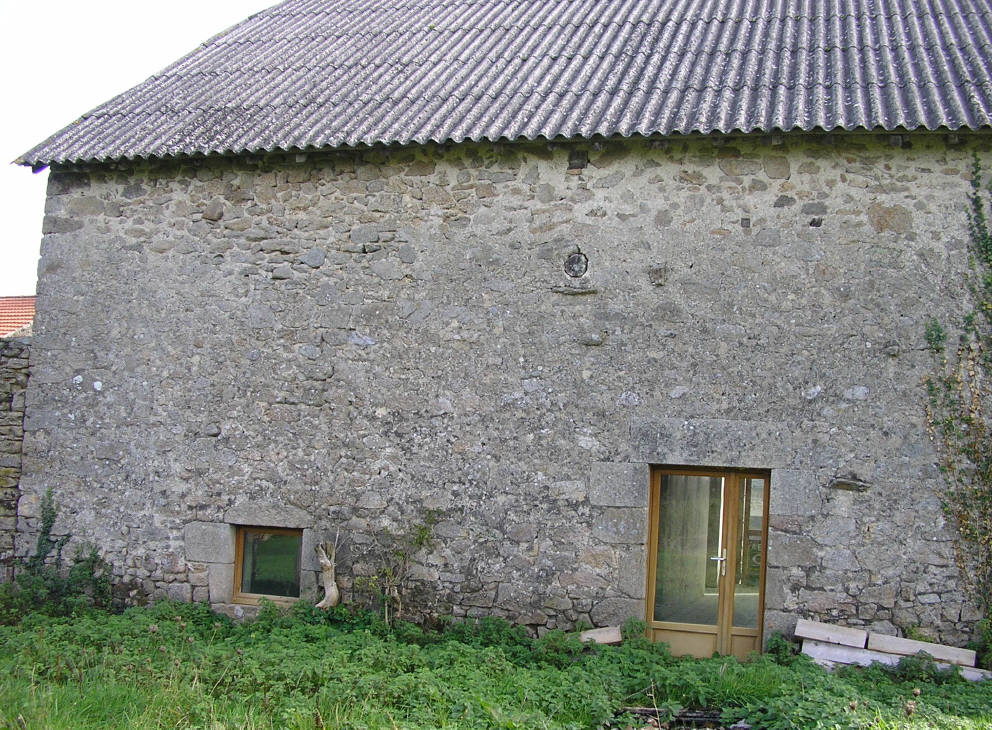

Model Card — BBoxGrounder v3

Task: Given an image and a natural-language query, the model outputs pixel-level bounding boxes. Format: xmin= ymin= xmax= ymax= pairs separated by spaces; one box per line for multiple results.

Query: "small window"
xmin=233 ymin=526 xmax=302 ymax=604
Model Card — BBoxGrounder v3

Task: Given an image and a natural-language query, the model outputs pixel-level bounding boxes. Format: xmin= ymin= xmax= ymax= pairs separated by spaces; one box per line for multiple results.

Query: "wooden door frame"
xmin=645 ymin=466 xmax=771 ymax=657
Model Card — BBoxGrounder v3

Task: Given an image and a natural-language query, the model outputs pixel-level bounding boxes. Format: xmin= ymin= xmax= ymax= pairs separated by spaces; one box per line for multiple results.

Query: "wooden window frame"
xmin=232 ymin=526 xmax=303 ymax=606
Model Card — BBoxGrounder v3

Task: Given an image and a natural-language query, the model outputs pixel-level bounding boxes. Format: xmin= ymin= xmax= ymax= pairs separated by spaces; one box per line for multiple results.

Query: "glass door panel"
xmin=652 ymin=475 xmax=724 ymax=625
xmin=731 ymin=477 xmax=765 ymax=629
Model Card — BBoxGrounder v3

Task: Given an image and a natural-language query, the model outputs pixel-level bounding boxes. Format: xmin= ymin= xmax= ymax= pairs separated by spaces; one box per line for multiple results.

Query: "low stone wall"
xmin=0 ymin=336 xmax=29 ymax=581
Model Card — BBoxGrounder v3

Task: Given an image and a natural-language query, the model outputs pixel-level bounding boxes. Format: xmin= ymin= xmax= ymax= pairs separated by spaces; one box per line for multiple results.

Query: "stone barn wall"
xmin=18 ymin=132 xmax=990 ymax=642
xmin=1 ymin=336 xmax=29 ymax=581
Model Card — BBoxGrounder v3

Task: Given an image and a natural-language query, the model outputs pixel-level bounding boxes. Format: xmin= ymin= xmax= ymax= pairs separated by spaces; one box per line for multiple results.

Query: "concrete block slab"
xmin=867 ymin=633 xmax=976 ymax=667
xmin=795 ymin=618 xmax=867 ymax=648
xmin=580 ymin=626 xmax=622 ymax=644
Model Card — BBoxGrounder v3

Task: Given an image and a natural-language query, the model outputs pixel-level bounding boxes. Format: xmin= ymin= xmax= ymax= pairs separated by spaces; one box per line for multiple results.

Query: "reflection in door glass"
xmin=732 ymin=478 xmax=765 ymax=628
xmin=653 ymin=475 xmax=724 ymax=625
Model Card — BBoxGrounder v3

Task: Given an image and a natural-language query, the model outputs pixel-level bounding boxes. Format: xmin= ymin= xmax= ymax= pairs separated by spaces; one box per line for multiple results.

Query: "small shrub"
xmin=442 ymin=615 xmax=531 ymax=649
xmin=0 ymin=489 xmax=111 ymax=624
xmin=621 ymin=616 xmax=648 ymax=640
xmin=967 ymin=617 xmax=992 ymax=670
xmin=529 ymin=628 xmax=588 ymax=668
xmin=349 ymin=510 xmax=439 ymax=624
xmin=903 ymin=624 xmax=933 ymax=643
xmin=887 ymin=652 xmax=963 ymax=685
xmin=765 ymin=631 xmax=800 ymax=664
xmin=925 ymin=318 xmax=947 ymax=354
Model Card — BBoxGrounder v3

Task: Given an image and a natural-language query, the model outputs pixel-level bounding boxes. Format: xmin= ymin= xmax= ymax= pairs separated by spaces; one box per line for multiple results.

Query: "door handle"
xmin=709 ymin=549 xmax=727 ymax=576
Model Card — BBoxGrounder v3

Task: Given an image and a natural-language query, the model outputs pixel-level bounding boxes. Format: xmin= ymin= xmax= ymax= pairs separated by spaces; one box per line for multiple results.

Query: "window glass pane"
xmin=240 ymin=530 xmax=301 ymax=598
xmin=732 ymin=478 xmax=765 ymax=628
xmin=653 ymin=475 xmax=724 ymax=625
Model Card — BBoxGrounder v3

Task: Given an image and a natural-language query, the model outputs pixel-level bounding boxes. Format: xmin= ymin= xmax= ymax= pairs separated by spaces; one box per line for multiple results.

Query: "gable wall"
xmin=19 ymin=133 xmax=990 ymax=642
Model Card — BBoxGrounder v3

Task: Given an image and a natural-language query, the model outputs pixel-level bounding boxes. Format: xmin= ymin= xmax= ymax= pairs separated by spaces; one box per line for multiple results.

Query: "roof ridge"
xmin=75 ymin=74 xmax=992 ymax=113
xmin=134 ymin=34 xmax=992 ymax=73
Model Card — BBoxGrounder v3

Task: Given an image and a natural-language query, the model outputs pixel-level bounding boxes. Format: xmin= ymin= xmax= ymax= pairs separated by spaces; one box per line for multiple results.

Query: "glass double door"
xmin=646 ymin=468 xmax=769 ymax=658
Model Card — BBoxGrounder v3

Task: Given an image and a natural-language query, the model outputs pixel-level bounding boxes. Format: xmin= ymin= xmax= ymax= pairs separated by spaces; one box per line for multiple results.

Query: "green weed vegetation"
xmin=924 ymin=155 xmax=992 ymax=669
xmin=0 ymin=602 xmax=988 ymax=730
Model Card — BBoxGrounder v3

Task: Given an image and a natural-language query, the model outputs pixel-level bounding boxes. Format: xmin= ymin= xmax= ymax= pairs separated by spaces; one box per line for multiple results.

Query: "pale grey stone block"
xmin=768 ymin=469 xmax=821 ymax=516
xmin=350 ymin=224 xmax=380 ymax=243
xmin=591 ymin=508 xmax=648 ymax=545
xmin=184 ymin=522 xmax=235 ymax=563
xmin=868 ymin=620 xmax=899 ymax=637
xmin=246 ymin=303 xmax=278 ymax=329
xmin=507 ymin=523 xmax=537 ymax=542
xmin=766 ymin=533 xmax=818 ymax=568
xmin=300 ymin=569 xmax=318 ymax=601
xmin=208 ymin=563 xmax=235 ymax=604
xmin=630 ymin=417 xmax=794 ymax=468
xmin=224 ymin=502 xmax=313 ymax=529
xmin=299 ymin=248 xmax=325 ymax=268
xmin=589 ymin=462 xmax=649 ymax=507
xmin=590 ymin=597 xmax=644 ymax=627
xmin=300 ymin=527 xmax=320 ymax=572
xmin=763 ymin=610 xmax=796 ymax=641
xmin=617 ymin=544 xmax=648 ymax=599
xmin=762 ymin=567 xmax=790 ymax=612
xmin=166 ymin=582 xmax=192 ymax=603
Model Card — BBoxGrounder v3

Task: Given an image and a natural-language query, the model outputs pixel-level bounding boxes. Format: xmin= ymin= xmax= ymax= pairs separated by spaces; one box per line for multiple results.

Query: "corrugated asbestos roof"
xmin=19 ymin=0 xmax=992 ymax=167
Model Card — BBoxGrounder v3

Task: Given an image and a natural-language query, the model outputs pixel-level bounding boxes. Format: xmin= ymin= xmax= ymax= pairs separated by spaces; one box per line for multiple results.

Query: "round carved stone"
xmin=564 ymin=252 xmax=588 ymax=278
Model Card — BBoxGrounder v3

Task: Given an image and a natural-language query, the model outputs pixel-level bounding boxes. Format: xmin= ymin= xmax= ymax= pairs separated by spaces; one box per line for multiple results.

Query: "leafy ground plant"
xmin=0 ymin=488 xmax=110 ymax=625
xmin=0 ymin=602 xmax=990 ymax=729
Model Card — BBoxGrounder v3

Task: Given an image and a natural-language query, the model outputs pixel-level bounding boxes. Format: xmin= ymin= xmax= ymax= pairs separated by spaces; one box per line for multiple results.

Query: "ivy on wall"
xmin=924 ymin=154 xmax=992 ymax=666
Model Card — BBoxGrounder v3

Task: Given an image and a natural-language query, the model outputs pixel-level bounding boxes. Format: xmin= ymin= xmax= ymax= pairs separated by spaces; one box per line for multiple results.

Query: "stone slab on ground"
xmin=579 ymin=626 xmax=622 ymax=644
xmin=802 ymin=639 xmax=991 ymax=682
xmin=795 ymin=618 xmax=867 ymax=648
xmin=866 ymin=632 xmax=976 ymax=667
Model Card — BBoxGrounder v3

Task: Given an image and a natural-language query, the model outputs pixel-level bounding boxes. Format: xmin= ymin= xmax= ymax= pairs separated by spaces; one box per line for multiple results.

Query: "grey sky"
xmin=1 ymin=1 xmax=276 ymax=296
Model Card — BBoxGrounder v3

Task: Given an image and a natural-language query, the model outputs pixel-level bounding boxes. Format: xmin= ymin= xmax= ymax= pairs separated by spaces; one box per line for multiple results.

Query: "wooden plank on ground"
xmin=794 ymin=618 xmax=867 ymax=648
xmin=802 ymin=639 xmax=992 ymax=682
xmin=579 ymin=626 xmax=622 ymax=645
xmin=867 ymin=633 xmax=976 ymax=667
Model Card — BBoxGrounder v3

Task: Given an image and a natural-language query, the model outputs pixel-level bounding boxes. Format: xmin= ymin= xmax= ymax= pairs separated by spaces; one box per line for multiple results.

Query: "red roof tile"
xmin=0 ymin=296 xmax=35 ymax=337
